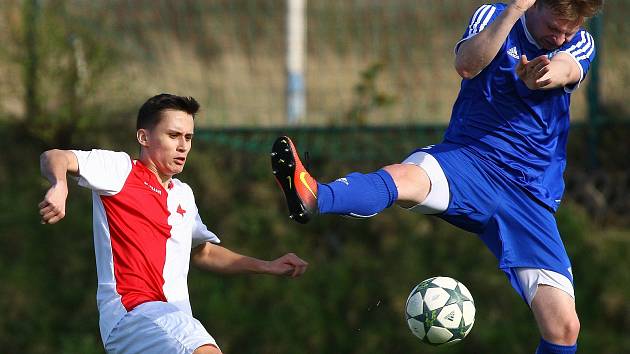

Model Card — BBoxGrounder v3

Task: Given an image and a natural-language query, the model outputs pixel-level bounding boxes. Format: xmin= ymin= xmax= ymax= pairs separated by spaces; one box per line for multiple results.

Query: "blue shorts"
xmin=409 ymin=143 xmax=573 ymax=302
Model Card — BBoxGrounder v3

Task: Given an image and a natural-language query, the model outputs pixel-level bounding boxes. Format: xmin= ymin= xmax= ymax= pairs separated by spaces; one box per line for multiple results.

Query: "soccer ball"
xmin=405 ymin=276 xmax=475 ymax=346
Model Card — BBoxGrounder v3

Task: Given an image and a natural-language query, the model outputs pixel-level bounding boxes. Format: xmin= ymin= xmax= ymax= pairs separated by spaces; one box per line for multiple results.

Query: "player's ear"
xmin=137 ymin=129 xmax=149 ymax=147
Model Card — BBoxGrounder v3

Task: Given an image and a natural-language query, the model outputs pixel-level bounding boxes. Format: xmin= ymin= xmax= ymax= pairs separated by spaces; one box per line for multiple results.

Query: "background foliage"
xmin=0 ymin=124 xmax=628 ymax=353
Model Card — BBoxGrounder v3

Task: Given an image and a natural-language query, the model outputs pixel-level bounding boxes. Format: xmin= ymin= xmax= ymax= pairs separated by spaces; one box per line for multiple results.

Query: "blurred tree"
xmin=16 ymin=0 xmax=125 ymax=148
xmin=341 ymin=62 xmax=396 ymax=125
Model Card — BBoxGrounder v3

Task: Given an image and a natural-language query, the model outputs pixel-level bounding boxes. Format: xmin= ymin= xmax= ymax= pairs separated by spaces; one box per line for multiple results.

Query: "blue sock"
xmin=535 ymin=338 xmax=577 ymax=354
xmin=317 ymin=169 xmax=398 ymax=217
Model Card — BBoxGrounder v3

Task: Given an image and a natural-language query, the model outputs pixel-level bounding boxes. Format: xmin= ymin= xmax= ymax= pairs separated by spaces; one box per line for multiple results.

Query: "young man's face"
xmin=527 ymin=5 xmax=583 ymax=50
xmin=139 ymin=109 xmax=194 ymax=179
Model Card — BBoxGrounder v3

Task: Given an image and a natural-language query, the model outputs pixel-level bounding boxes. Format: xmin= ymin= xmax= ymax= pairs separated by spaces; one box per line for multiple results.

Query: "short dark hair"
xmin=136 ymin=93 xmax=200 ymax=130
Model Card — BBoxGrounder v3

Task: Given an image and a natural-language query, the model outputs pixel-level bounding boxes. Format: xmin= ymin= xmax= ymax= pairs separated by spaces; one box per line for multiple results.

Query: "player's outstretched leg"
xmin=271 ymin=136 xmax=401 ymax=224
xmin=271 ymin=136 xmax=319 ymax=224
xmin=532 ymin=285 xmax=580 ymax=354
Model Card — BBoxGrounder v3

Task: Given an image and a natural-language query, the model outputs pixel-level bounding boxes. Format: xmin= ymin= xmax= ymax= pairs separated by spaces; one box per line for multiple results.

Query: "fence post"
xmin=286 ymin=0 xmax=306 ymax=124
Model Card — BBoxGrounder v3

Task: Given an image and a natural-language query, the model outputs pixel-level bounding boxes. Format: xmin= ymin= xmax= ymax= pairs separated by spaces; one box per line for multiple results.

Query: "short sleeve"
xmin=557 ymin=29 xmax=596 ymax=92
xmin=191 ymin=212 xmax=221 ymax=248
xmin=71 ymin=149 xmax=133 ymax=195
xmin=455 ymin=4 xmax=503 ymax=54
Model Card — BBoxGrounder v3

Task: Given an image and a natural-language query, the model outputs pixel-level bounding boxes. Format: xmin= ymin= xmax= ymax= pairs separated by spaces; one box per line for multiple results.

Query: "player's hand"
xmin=511 ymin=0 xmax=536 ymax=12
xmin=267 ymin=253 xmax=308 ymax=278
xmin=516 ymin=54 xmax=552 ymax=90
xmin=39 ymin=182 xmax=69 ymax=224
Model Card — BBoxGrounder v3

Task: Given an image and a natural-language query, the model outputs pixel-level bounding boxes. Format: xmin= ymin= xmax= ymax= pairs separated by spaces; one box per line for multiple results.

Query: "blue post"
xmin=287 ymin=71 xmax=305 ymax=124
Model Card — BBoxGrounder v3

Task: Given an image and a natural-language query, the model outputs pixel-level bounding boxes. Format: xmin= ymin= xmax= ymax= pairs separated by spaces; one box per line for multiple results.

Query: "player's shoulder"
xmin=72 ymin=149 xmax=132 ymax=168
xmin=464 ymin=3 xmax=507 ymax=36
xmin=74 ymin=148 xmax=130 ymax=159
xmin=567 ymin=27 xmax=595 ymax=46
xmin=491 ymin=2 xmax=508 ymax=11
xmin=557 ymin=27 xmax=596 ymax=59
xmin=471 ymin=2 xmax=508 ymax=16
xmin=170 ymin=178 xmax=194 ymax=194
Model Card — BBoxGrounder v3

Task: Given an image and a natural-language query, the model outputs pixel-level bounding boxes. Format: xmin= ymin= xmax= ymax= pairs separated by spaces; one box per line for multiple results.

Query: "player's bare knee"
xmin=562 ymin=315 xmax=580 ymax=343
xmin=543 ymin=313 xmax=580 ymax=345
xmin=382 ymin=163 xmax=430 ymax=203
xmin=550 ymin=319 xmax=579 ymax=344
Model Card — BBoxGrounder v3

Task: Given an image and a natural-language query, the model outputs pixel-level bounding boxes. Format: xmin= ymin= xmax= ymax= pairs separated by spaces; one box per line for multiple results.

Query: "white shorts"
xmin=515 ymin=267 xmax=575 ymax=306
xmin=105 ymin=301 xmax=218 ymax=354
xmin=401 ymin=150 xmax=450 ymax=214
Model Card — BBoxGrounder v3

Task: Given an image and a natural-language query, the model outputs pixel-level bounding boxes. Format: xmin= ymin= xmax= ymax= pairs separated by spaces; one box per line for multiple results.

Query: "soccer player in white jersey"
xmin=270 ymin=1 xmax=603 ymax=353
xmin=39 ymin=93 xmax=309 ymax=354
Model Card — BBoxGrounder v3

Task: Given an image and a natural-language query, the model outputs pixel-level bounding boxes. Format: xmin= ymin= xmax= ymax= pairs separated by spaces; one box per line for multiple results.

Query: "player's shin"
xmin=317 ymin=169 xmax=398 ymax=218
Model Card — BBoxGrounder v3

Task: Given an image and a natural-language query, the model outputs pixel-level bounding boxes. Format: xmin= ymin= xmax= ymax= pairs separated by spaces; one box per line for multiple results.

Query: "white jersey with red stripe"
xmin=71 ymin=149 xmax=220 ymax=344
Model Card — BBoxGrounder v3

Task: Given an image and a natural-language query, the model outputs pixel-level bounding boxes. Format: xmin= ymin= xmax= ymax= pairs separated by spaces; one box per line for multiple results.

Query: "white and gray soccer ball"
xmin=405 ymin=276 xmax=475 ymax=346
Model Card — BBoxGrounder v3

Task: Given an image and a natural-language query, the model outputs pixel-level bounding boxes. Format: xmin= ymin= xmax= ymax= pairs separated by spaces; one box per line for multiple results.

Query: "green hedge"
xmin=1 ymin=124 xmax=628 ymax=353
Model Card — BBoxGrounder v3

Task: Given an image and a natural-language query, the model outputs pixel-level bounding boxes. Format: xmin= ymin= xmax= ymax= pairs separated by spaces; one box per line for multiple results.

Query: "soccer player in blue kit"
xmin=270 ymin=0 xmax=603 ymax=353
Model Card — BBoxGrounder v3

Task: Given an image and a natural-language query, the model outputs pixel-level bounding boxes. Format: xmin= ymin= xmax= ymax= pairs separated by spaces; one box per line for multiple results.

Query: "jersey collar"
xmin=134 ymin=159 xmax=174 ymax=191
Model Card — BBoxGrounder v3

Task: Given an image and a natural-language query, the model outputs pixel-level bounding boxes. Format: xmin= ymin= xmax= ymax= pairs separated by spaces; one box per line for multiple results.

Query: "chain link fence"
xmin=2 ymin=0 xmax=628 ymax=127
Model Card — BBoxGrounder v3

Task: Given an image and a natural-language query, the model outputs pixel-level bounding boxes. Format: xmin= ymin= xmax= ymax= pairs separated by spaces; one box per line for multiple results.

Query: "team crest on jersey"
xmin=507 ymin=46 xmax=519 ymax=59
xmin=176 ymin=204 xmax=186 ymax=217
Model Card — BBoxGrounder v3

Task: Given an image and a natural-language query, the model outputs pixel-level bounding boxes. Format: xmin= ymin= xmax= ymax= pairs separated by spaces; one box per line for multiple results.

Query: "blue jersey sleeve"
xmin=557 ymin=29 xmax=596 ymax=92
xmin=455 ymin=3 xmax=505 ymax=54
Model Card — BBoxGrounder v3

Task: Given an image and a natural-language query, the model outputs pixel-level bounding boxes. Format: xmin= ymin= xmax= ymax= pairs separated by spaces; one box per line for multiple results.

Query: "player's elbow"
xmin=191 ymin=242 xmax=223 ymax=272
xmin=40 ymin=149 xmax=57 ymax=168
xmin=456 ymin=67 xmax=477 ymax=80
xmin=191 ymin=243 xmax=210 ymax=266
xmin=40 ymin=149 xmax=80 ymax=175
xmin=454 ymin=58 xmax=478 ymax=80
xmin=40 ymin=149 xmax=52 ymax=160
xmin=41 ymin=149 xmax=64 ymax=161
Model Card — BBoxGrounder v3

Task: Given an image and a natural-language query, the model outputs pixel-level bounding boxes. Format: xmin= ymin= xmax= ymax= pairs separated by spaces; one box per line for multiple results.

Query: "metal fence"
xmin=2 ymin=0 xmax=628 ymax=128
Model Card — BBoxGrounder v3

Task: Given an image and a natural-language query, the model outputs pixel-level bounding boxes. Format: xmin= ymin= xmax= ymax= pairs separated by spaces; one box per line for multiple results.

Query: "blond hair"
xmin=537 ymin=0 xmax=604 ymax=20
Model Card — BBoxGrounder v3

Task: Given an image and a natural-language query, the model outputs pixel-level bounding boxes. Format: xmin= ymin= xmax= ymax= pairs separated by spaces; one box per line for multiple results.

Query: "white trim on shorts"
xmin=401 ymin=151 xmax=450 ymax=214
xmin=515 ymin=268 xmax=575 ymax=306
xmin=105 ymin=301 xmax=218 ymax=354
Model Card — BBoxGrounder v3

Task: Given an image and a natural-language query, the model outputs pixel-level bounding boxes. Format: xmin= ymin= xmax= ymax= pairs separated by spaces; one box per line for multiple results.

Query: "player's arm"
xmin=455 ymin=0 xmax=536 ymax=79
xmin=515 ymin=52 xmax=582 ymax=90
xmin=191 ymin=242 xmax=308 ymax=278
xmin=39 ymin=149 xmax=79 ymax=224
